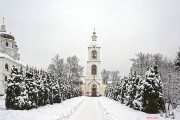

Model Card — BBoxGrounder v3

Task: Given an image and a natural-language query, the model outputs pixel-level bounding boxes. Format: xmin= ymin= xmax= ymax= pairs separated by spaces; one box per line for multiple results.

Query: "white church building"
xmin=82 ymin=30 xmax=106 ymax=96
xmin=0 ymin=18 xmax=25 ymax=95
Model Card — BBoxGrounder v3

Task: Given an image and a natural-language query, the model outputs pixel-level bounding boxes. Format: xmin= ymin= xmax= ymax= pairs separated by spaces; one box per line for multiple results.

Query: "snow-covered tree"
xmin=5 ymin=66 xmax=18 ymax=109
xmin=101 ymin=69 xmax=110 ymax=84
xmin=25 ymin=68 xmax=38 ymax=109
xmin=6 ymin=66 xmax=28 ymax=110
xmin=141 ymin=65 xmax=165 ymax=113
xmin=174 ymin=47 xmax=180 ymax=70
xmin=66 ymin=55 xmax=84 ymax=82
xmin=104 ymin=70 xmax=121 ymax=100
xmin=48 ymin=54 xmax=66 ymax=81
xmin=48 ymin=55 xmax=83 ymax=83
xmin=120 ymin=78 xmax=128 ymax=104
xmin=128 ymin=72 xmax=139 ymax=108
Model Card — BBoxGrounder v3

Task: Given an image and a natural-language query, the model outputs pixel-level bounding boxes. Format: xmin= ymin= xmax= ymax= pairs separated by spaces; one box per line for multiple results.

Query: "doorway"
xmin=92 ymin=88 xmax=96 ymax=96
xmin=91 ymin=84 xmax=97 ymax=97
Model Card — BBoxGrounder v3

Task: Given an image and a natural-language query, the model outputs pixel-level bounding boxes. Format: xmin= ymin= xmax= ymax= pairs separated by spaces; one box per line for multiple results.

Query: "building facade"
xmin=82 ymin=30 xmax=106 ymax=96
xmin=0 ymin=18 xmax=25 ymax=95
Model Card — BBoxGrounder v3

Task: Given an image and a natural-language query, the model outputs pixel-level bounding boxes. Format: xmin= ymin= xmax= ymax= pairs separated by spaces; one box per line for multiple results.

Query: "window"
xmin=92 ymin=50 xmax=97 ymax=59
xmin=6 ymin=42 xmax=8 ymax=47
xmin=91 ymin=64 xmax=97 ymax=75
xmin=5 ymin=63 xmax=8 ymax=71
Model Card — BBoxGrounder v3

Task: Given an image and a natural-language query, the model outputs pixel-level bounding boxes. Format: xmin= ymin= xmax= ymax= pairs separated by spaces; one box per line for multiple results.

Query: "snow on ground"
xmin=98 ymin=96 xmax=180 ymax=120
xmin=69 ymin=97 xmax=104 ymax=120
xmin=0 ymin=95 xmax=87 ymax=120
xmin=0 ymin=96 xmax=180 ymax=120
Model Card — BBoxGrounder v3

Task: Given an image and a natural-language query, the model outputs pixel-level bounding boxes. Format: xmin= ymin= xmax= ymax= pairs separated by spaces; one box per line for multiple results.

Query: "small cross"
xmin=2 ymin=18 xmax=5 ymax=25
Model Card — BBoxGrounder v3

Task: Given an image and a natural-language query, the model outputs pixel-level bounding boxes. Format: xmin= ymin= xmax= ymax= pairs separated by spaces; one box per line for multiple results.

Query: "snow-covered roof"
xmin=0 ymin=51 xmax=25 ymax=66
xmin=0 ymin=33 xmax=15 ymax=40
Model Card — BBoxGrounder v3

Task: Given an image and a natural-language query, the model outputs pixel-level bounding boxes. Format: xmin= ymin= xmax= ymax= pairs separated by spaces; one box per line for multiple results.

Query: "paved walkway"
xmin=69 ymin=97 xmax=105 ymax=120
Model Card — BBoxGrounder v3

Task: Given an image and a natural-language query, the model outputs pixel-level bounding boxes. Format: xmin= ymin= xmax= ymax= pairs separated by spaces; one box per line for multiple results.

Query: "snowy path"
xmin=1 ymin=96 xmax=180 ymax=120
xmin=69 ymin=97 xmax=105 ymax=120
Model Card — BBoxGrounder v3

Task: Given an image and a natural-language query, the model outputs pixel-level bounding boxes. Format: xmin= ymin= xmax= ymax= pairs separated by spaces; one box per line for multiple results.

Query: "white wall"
xmin=0 ymin=58 xmax=26 ymax=95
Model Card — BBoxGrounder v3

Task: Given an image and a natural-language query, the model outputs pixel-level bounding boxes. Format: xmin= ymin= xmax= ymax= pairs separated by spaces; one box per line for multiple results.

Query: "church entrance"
xmin=91 ymin=84 xmax=97 ymax=97
xmin=92 ymin=88 xmax=96 ymax=97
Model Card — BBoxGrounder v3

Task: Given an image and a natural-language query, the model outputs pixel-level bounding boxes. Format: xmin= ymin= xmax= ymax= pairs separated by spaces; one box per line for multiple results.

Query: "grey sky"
xmin=0 ymin=0 xmax=180 ymax=76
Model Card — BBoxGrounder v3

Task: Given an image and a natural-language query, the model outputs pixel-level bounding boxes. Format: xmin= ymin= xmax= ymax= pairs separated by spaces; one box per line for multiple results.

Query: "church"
xmin=81 ymin=30 xmax=106 ymax=96
xmin=0 ymin=18 xmax=25 ymax=95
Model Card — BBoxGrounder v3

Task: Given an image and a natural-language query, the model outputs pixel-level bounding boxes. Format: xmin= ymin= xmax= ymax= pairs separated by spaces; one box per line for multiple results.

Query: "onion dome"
xmin=0 ymin=33 xmax=15 ymax=40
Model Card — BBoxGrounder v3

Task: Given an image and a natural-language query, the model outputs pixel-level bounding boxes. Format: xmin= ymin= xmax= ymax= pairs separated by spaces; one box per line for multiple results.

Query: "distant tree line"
xmin=5 ymin=55 xmax=83 ymax=110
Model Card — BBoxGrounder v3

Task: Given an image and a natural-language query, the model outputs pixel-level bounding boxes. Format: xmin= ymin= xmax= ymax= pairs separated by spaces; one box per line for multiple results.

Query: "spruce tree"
xmin=6 ymin=66 xmax=28 ymax=110
xmin=128 ymin=72 xmax=138 ymax=108
xmin=174 ymin=48 xmax=180 ymax=70
xmin=121 ymin=79 xmax=128 ymax=104
xmin=141 ymin=65 xmax=165 ymax=113
xmin=5 ymin=66 xmax=17 ymax=109
xmin=133 ymin=76 xmax=143 ymax=110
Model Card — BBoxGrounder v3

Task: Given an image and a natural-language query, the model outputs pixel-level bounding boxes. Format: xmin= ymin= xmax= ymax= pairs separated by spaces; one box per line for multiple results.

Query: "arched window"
xmin=5 ymin=63 xmax=8 ymax=71
xmin=91 ymin=64 xmax=97 ymax=75
xmin=6 ymin=42 xmax=8 ymax=47
xmin=92 ymin=50 xmax=97 ymax=59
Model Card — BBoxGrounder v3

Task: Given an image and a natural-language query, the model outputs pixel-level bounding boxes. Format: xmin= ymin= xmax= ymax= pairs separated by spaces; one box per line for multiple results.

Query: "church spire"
xmin=0 ymin=17 xmax=7 ymax=32
xmin=92 ymin=28 xmax=97 ymax=41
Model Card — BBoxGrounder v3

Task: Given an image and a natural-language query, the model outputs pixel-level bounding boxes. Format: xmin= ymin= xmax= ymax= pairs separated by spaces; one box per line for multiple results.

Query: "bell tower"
xmin=82 ymin=29 xmax=106 ymax=97
xmin=87 ymin=29 xmax=101 ymax=78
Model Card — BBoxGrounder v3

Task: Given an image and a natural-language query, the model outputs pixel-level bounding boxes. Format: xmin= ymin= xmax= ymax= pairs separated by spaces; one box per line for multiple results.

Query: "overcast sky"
xmin=0 ymin=0 xmax=180 ymax=76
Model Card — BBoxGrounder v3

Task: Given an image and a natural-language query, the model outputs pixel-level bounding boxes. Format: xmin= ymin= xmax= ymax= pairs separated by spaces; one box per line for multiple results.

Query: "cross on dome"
xmin=93 ymin=27 xmax=96 ymax=36
xmin=0 ymin=17 xmax=6 ymax=32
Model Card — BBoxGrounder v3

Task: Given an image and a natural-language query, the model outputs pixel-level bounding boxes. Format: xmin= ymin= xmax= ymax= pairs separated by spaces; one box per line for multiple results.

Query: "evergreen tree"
xmin=174 ymin=47 xmax=180 ymax=70
xmin=52 ymin=79 xmax=61 ymax=103
xmin=121 ymin=79 xmax=128 ymax=104
xmin=6 ymin=66 xmax=28 ymax=110
xmin=5 ymin=66 xmax=17 ymax=109
xmin=46 ymin=74 xmax=53 ymax=105
xmin=25 ymin=68 xmax=38 ymax=109
xmin=141 ymin=65 xmax=165 ymax=113
xmin=133 ymin=76 xmax=143 ymax=110
xmin=128 ymin=72 xmax=138 ymax=108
